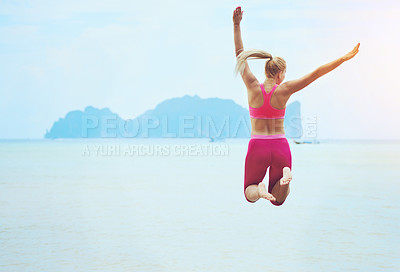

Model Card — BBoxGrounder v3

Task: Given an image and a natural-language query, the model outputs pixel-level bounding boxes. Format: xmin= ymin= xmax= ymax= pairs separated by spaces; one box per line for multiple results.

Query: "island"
xmin=44 ymin=95 xmax=303 ymax=139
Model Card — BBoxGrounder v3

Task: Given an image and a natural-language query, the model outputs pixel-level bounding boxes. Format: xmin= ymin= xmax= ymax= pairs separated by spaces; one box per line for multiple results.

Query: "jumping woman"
xmin=233 ymin=6 xmax=360 ymax=206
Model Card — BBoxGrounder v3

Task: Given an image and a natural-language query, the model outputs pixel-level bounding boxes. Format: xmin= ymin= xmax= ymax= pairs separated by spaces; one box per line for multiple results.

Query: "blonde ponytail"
xmin=234 ymin=49 xmax=272 ymax=76
xmin=234 ymin=49 xmax=287 ymax=79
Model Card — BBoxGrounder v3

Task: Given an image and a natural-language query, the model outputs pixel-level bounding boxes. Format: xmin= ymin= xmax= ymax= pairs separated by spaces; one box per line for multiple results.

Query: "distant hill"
xmin=284 ymin=100 xmax=302 ymax=138
xmin=44 ymin=95 xmax=302 ymax=139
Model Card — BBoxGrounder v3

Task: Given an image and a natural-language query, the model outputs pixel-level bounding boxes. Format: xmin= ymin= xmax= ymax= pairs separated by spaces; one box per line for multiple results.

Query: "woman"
xmin=233 ymin=6 xmax=360 ymax=206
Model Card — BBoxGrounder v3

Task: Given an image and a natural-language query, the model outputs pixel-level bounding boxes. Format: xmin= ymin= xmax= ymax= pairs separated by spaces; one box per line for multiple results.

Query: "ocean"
xmin=0 ymin=138 xmax=399 ymax=272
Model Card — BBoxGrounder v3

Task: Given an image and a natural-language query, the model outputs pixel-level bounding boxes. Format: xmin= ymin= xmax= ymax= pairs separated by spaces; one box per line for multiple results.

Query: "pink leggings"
xmin=244 ymin=134 xmax=292 ymax=206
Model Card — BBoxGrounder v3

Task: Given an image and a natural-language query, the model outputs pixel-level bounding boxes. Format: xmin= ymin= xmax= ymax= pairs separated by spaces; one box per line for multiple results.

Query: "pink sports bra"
xmin=249 ymin=83 xmax=286 ymax=119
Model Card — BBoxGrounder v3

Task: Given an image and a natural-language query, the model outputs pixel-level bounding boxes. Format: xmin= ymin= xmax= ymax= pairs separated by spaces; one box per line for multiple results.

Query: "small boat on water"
xmin=209 ymin=137 xmax=226 ymax=142
xmin=292 ymin=138 xmax=320 ymax=144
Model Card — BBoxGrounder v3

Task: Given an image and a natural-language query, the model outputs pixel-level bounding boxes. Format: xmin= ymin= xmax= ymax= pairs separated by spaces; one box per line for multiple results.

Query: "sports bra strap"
xmin=260 ymin=83 xmax=265 ymax=93
xmin=261 ymin=83 xmax=278 ymax=95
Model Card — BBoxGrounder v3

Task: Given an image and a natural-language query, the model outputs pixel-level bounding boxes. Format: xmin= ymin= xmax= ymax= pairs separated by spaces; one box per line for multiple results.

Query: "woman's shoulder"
xmin=271 ymin=84 xmax=290 ymax=108
xmin=246 ymin=80 xmax=262 ymax=94
xmin=274 ymin=83 xmax=291 ymax=95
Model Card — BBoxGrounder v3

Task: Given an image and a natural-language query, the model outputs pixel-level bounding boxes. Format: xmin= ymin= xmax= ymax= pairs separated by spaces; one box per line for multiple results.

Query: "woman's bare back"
xmin=247 ymin=82 xmax=289 ymax=136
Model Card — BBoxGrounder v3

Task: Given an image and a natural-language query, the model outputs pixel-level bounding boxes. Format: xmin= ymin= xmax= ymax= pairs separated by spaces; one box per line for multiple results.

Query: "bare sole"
xmin=280 ymin=167 xmax=292 ymax=186
xmin=258 ymin=182 xmax=276 ymax=201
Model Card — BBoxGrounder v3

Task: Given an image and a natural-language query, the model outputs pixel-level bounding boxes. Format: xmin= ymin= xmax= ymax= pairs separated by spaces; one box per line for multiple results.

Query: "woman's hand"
xmin=342 ymin=43 xmax=360 ymax=61
xmin=233 ymin=6 xmax=243 ymax=26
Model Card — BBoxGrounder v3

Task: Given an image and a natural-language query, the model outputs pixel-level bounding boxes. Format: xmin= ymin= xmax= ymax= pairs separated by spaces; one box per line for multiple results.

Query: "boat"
xmin=292 ymin=138 xmax=319 ymax=144
xmin=209 ymin=136 xmax=226 ymax=142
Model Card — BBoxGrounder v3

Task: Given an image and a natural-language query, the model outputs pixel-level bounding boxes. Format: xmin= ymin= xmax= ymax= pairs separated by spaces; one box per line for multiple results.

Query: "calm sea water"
xmin=0 ymin=138 xmax=399 ymax=272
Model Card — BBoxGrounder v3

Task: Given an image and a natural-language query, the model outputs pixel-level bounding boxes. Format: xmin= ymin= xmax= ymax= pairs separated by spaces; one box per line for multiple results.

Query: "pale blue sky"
xmin=0 ymin=0 xmax=399 ymax=139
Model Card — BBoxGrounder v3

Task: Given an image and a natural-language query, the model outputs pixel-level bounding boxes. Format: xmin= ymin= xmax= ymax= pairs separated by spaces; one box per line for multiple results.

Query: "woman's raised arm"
xmin=233 ymin=6 xmax=244 ymax=57
xmin=279 ymin=43 xmax=360 ymax=97
xmin=233 ymin=7 xmax=259 ymax=88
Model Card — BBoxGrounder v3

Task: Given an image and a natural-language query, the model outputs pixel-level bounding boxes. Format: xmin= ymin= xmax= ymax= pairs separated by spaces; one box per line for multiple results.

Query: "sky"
xmin=0 ymin=0 xmax=399 ymax=139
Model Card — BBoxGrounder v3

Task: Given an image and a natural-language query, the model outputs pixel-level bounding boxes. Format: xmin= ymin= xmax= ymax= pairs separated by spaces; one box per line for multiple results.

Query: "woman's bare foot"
xmin=257 ymin=182 xmax=276 ymax=201
xmin=280 ymin=167 xmax=292 ymax=185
